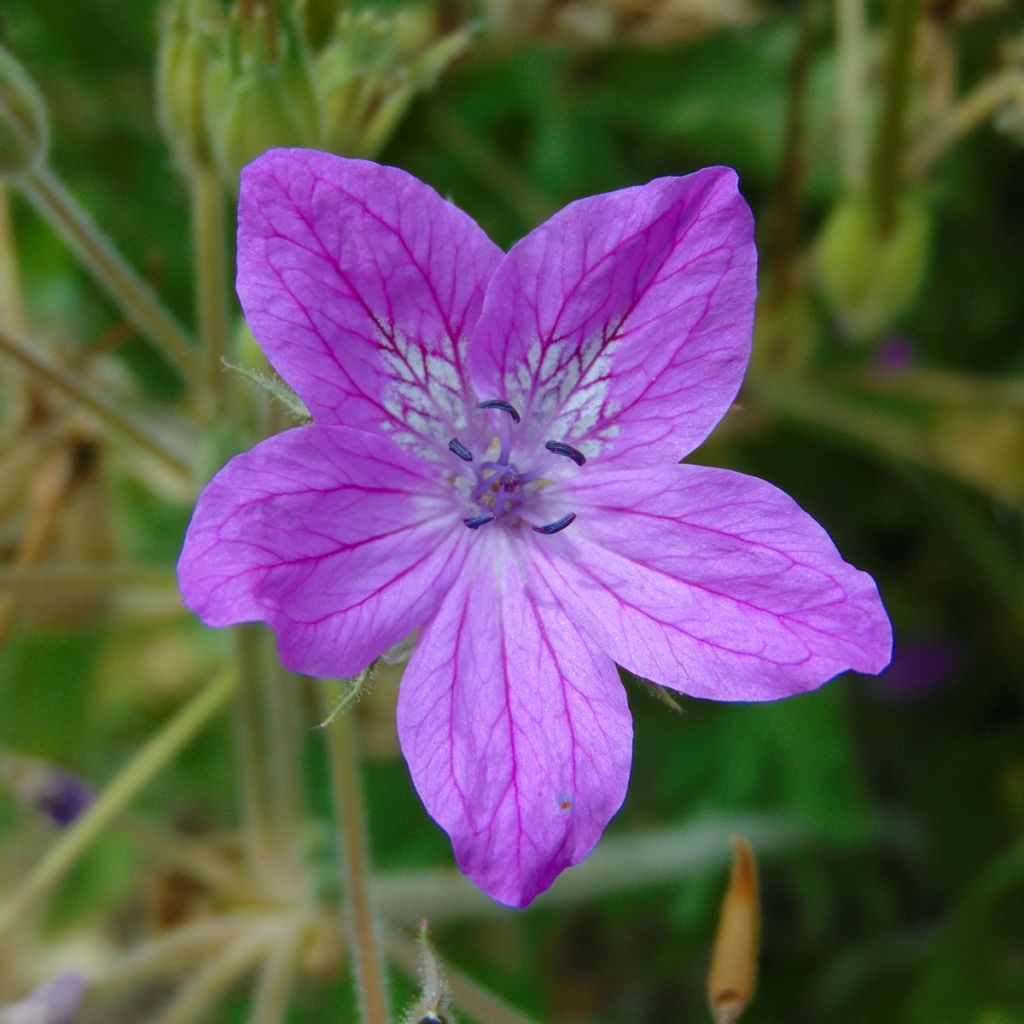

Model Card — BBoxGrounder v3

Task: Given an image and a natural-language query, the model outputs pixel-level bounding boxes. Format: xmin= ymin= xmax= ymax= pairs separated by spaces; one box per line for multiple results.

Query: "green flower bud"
xmin=315 ymin=10 xmax=470 ymax=159
xmin=750 ymin=277 xmax=819 ymax=380
xmin=206 ymin=4 xmax=320 ymax=187
xmin=0 ymin=44 xmax=49 ymax=178
xmin=814 ymin=195 xmax=931 ymax=341
xmin=156 ymin=0 xmax=220 ymax=172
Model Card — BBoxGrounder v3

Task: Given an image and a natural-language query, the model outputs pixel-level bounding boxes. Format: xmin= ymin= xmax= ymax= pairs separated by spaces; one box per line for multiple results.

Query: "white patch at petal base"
xmin=514 ymin=324 xmax=623 ymax=458
xmin=377 ymin=323 xmax=469 ymax=457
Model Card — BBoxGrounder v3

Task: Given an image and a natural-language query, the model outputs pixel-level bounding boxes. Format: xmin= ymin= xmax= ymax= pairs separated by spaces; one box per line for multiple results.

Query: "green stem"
xmin=263 ymin=655 xmax=304 ymax=877
xmin=0 ymin=322 xmax=193 ymax=479
xmin=117 ymin=818 xmax=258 ymax=903
xmin=233 ymin=626 xmax=277 ymax=884
xmin=0 ymin=668 xmax=238 ymax=943
xmin=17 ymin=163 xmax=202 ymax=386
xmin=0 ymin=183 xmax=28 ymax=335
xmin=149 ymin=928 xmax=273 ymax=1024
xmin=190 ymin=161 xmax=229 ymax=414
xmin=319 ymin=686 xmax=390 ymax=1024
xmin=88 ymin=913 xmax=263 ymax=1001
xmin=0 ymin=564 xmax=175 ymax=592
xmin=246 ymin=920 xmax=307 ymax=1024
xmin=258 ymin=403 xmax=305 ymax=873
xmin=869 ymin=0 xmax=921 ymax=233
xmin=905 ymin=69 xmax=1024 ymax=176
xmin=764 ymin=0 xmax=819 ymax=302
xmin=835 ymin=0 xmax=868 ymax=190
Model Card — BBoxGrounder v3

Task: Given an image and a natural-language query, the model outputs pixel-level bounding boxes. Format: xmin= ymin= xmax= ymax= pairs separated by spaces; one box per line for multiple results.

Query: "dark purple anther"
xmin=448 ymin=438 xmax=473 ymax=462
xmin=463 ymin=514 xmax=494 ymax=530
xmin=532 ymin=512 xmax=577 ymax=535
xmin=477 ymin=399 xmax=521 ymax=423
xmin=544 ymin=440 xmax=586 ymax=466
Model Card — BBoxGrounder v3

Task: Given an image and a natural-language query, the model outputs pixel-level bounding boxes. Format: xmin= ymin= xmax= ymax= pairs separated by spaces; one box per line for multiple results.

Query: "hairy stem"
xmin=0 ymin=323 xmax=193 ymax=478
xmin=190 ymin=161 xmax=229 ymax=414
xmin=870 ymin=0 xmax=922 ymax=233
xmin=17 ymin=163 xmax=202 ymax=385
xmin=0 ymin=668 xmax=238 ymax=943
xmin=319 ymin=687 xmax=390 ymax=1024
xmin=385 ymin=929 xmax=540 ymax=1024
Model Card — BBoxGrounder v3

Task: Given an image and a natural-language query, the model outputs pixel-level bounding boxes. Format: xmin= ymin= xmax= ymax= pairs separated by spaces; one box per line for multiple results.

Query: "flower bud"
xmin=156 ymin=0 xmax=219 ymax=172
xmin=0 ymin=44 xmax=49 ymax=178
xmin=206 ymin=5 xmax=320 ymax=187
xmin=814 ymin=195 xmax=931 ymax=342
xmin=315 ymin=10 xmax=469 ymax=159
xmin=707 ymin=837 xmax=759 ymax=1024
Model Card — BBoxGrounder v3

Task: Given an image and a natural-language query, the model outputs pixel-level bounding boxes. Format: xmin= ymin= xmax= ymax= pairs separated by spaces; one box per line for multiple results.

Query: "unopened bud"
xmin=401 ymin=921 xmax=454 ymax=1024
xmin=156 ymin=0 xmax=219 ymax=171
xmin=707 ymin=837 xmax=759 ymax=1024
xmin=0 ymin=44 xmax=49 ymax=178
xmin=206 ymin=5 xmax=319 ymax=187
xmin=815 ymin=195 xmax=930 ymax=341
xmin=316 ymin=11 xmax=469 ymax=159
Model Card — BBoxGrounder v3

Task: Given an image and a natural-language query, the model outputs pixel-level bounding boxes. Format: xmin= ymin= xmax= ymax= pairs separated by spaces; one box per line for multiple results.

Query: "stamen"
xmin=477 ymin=399 xmax=521 ymax=423
xmin=448 ymin=438 xmax=473 ymax=462
xmin=545 ymin=440 xmax=587 ymax=466
xmin=463 ymin=514 xmax=494 ymax=530
xmin=532 ymin=512 xmax=577 ymax=535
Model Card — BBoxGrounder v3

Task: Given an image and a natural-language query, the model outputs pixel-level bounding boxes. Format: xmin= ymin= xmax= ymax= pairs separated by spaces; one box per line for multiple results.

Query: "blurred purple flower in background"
xmin=178 ymin=150 xmax=892 ymax=906
xmin=0 ymin=752 xmax=93 ymax=828
xmin=0 ymin=974 xmax=86 ymax=1024
xmin=872 ymin=638 xmax=960 ymax=701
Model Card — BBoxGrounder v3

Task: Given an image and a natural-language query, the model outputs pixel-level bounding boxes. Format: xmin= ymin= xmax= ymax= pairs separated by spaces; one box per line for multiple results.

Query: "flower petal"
xmin=237 ymin=149 xmax=504 ymax=452
xmin=178 ymin=425 xmax=467 ymax=677
xmin=397 ymin=540 xmax=632 ymax=907
xmin=537 ymin=464 xmax=892 ymax=700
xmin=468 ymin=168 xmax=755 ymax=464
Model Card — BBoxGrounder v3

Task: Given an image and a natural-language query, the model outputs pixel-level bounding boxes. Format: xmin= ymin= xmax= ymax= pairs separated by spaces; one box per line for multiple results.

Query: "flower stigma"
xmin=447 ymin=399 xmax=584 ymax=535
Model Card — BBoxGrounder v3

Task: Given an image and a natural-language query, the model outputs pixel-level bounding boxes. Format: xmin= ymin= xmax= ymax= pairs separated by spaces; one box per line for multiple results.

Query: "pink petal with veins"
xmin=468 ymin=167 xmax=756 ymax=464
xmin=237 ymin=149 xmax=503 ymax=450
xmin=397 ymin=539 xmax=632 ymax=907
xmin=177 ymin=425 xmax=467 ymax=678
xmin=538 ymin=464 xmax=892 ymax=700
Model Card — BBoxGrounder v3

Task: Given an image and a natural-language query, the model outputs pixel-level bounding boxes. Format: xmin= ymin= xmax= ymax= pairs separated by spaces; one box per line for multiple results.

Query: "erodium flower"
xmin=178 ymin=149 xmax=892 ymax=907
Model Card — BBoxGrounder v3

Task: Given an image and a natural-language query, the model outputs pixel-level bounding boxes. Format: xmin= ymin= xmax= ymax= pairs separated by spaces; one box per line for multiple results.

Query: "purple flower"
xmin=1 ymin=974 xmax=86 ymax=1024
xmin=178 ymin=149 xmax=892 ymax=907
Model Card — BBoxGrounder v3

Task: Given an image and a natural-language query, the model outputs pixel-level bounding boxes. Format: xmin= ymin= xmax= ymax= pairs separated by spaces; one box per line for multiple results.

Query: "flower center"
xmin=447 ymin=400 xmax=584 ymax=535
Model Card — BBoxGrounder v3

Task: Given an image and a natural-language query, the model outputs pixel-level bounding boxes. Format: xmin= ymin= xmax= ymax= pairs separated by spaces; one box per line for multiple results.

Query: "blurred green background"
xmin=1 ymin=1 xmax=1022 ymax=1021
